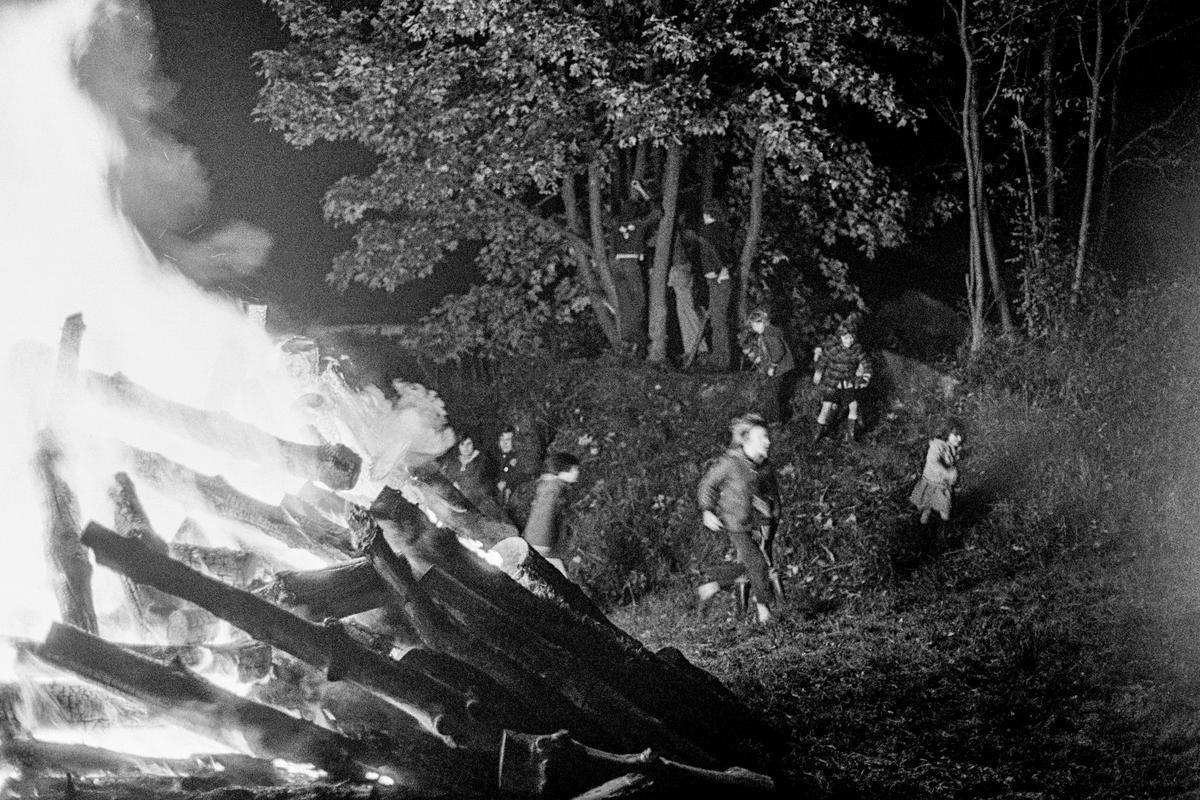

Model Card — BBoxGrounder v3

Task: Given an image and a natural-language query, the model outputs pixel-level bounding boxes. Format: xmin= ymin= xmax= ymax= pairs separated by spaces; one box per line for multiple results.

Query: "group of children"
xmin=436 ymin=424 xmax=580 ymax=575
xmin=437 ymin=311 xmax=964 ymax=628
xmin=695 ymin=409 xmax=964 ymax=626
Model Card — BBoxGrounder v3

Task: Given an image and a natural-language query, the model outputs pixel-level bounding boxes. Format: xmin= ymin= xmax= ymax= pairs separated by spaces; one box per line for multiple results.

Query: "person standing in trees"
xmin=695 ymin=414 xmax=777 ymax=626
xmin=811 ymin=317 xmax=872 ymax=443
xmin=744 ymin=308 xmax=797 ymax=425
xmin=681 ymin=201 xmax=735 ymax=369
xmin=668 ymin=224 xmax=707 ymax=361
xmin=610 ymin=183 xmax=662 ymax=357
xmin=521 ymin=451 xmax=581 ymax=576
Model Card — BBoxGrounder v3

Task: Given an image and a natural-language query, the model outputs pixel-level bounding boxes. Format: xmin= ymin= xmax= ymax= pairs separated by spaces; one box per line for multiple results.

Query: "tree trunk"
xmin=33 ymin=430 xmax=97 ymax=633
xmin=736 ymin=133 xmax=767 ymax=323
xmin=80 ymin=522 xmax=478 ymax=748
xmin=958 ymin=1 xmax=987 ymax=352
xmin=699 ymin=137 xmax=716 ymax=212
xmin=562 ymin=173 xmax=620 ymax=350
xmin=84 ymin=370 xmax=362 ymax=489
xmin=1041 ymin=28 xmax=1057 ymax=225
xmin=646 ymin=141 xmax=682 ymax=362
xmin=1071 ymin=0 xmax=1104 ymax=306
xmin=497 ymin=730 xmax=774 ymax=799
xmin=588 ymin=161 xmax=621 ymax=328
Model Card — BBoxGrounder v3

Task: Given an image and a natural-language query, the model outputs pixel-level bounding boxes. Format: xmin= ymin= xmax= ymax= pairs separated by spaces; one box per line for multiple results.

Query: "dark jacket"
xmin=522 ymin=474 xmax=571 ymax=555
xmin=816 ymin=341 xmax=870 ymax=389
xmin=441 ymin=450 xmax=494 ymax=506
xmin=753 ymin=325 xmax=795 ymax=376
xmin=697 ymin=447 xmax=766 ymax=535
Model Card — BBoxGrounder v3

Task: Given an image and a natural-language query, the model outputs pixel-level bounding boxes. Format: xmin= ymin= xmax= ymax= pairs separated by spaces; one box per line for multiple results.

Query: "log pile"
xmin=4 ymin=324 xmax=779 ymax=798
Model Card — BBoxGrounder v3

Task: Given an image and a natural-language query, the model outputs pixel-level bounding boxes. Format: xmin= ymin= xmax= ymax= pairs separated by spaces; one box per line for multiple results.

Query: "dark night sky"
xmin=143 ymin=0 xmax=466 ymax=328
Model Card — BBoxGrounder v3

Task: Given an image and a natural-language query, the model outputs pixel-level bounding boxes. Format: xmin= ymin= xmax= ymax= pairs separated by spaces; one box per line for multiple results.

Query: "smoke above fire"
xmin=0 ymin=0 xmax=452 ymax=654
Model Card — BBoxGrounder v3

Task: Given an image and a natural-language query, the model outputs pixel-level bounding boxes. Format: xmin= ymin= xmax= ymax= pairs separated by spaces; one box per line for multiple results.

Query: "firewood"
xmin=256 ymin=558 xmax=393 ymax=620
xmin=0 ymin=737 xmax=282 ymax=786
xmin=361 ymin=499 xmax=719 ymax=763
xmin=406 ymin=469 xmax=518 ymax=547
xmin=33 ymin=623 xmax=370 ymax=781
xmin=169 ymin=541 xmax=273 ymax=587
xmin=33 ymin=429 xmax=97 ymax=633
xmin=0 ymin=681 xmax=149 ymax=732
xmin=108 ymin=472 xmax=169 ymax=555
xmin=118 ymin=641 xmax=272 ymax=682
xmin=80 ymin=522 xmax=485 ymax=750
xmin=297 ymin=480 xmax=353 ymax=518
xmin=497 ymin=730 xmax=776 ymax=799
xmin=83 ymin=369 xmax=362 ymax=489
xmin=567 ymin=772 xmax=658 ymax=799
xmin=490 ymin=537 xmax=768 ymax=759
xmin=122 ymin=445 xmax=350 ymax=561
xmin=418 ymin=564 xmax=719 ymax=766
xmin=31 ymin=624 xmax=482 ymax=794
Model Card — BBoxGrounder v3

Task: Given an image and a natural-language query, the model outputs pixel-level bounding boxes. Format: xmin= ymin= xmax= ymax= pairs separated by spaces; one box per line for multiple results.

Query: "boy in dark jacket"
xmin=812 ymin=318 xmax=872 ymax=443
xmin=521 ymin=451 xmax=581 ymax=576
xmin=744 ymin=308 xmax=796 ymax=425
xmin=695 ymin=414 xmax=777 ymax=625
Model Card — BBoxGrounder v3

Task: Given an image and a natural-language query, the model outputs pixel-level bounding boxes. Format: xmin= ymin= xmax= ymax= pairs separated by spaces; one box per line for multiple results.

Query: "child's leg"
xmin=816 ymin=401 xmax=836 ymax=424
xmin=920 ymin=507 xmax=932 ymax=525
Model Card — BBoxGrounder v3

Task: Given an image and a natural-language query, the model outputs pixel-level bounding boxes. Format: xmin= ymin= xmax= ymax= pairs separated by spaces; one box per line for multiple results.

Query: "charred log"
xmin=406 ymin=469 xmax=517 ymax=547
xmin=169 ymin=541 xmax=273 ymax=587
xmin=490 ymin=538 xmax=768 ymax=758
xmin=81 ymin=522 xmax=483 ymax=749
xmin=122 ymin=445 xmax=350 ymax=561
xmin=33 ymin=430 xmax=97 ymax=633
xmin=33 ymin=623 xmax=370 ymax=781
xmin=497 ymin=730 xmax=775 ymax=799
xmin=0 ymin=737 xmax=282 ymax=786
xmin=0 ymin=681 xmax=149 ymax=732
xmin=84 ymin=370 xmax=362 ymax=489
xmin=256 ymin=558 xmax=392 ymax=621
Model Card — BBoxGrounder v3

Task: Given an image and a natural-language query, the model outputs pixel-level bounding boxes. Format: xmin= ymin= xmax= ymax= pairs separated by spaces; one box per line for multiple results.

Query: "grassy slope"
xmin=433 ymin=277 xmax=1200 ymax=798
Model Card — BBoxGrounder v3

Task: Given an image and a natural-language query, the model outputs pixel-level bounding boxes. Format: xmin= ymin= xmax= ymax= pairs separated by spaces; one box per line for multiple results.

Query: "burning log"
xmin=256 ymin=558 xmax=393 ymax=621
xmin=80 ymin=522 xmax=489 ymax=749
xmin=33 ymin=430 xmax=98 ymax=633
xmin=0 ymin=681 xmax=149 ymax=733
xmin=53 ymin=313 xmax=85 ymax=395
xmin=297 ymin=480 xmax=353 ymax=518
xmin=83 ymin=369 xmax=362 ymax=489
xmin=0 ymin=737 xmax=282 ymax=786
xmin=123 ymin=446 xmax=351 ymax=561
xmin=497 ymin=730 xmax=776 ymax=799
xmin=117 ymin=641 xmax=273 ymax=683
xmin=406 ymin=469 xmax=518 ymax=547
xmin=169 ymin=541 xmax=272 ymax=587
xmin=281 ymin=493 xmax=354 ymax=550
xmin=32 ymin=622 xmax=457 ymax=787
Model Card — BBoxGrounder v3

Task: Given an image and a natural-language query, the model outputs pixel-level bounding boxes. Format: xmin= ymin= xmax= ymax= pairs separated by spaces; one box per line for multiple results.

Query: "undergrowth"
xmin=419 ymin=274 xmax=1200 ymax=798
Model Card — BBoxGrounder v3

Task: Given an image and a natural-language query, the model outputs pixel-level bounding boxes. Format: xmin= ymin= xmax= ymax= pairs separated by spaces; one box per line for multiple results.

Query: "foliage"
xmin=255 ymin=0 xmax=918 ymax=360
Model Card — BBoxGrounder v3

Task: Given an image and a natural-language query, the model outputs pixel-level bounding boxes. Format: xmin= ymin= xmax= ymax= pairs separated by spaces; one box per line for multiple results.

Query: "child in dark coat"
xmin=812 ymin=318 xmax=872 ymax=442
xmin=744 ymin=308 xmax=796 ymax=425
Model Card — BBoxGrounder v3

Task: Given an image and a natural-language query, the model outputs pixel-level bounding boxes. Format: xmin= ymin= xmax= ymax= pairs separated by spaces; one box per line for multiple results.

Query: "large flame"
xmin=0 ymin=0 xmax=455 ymax=774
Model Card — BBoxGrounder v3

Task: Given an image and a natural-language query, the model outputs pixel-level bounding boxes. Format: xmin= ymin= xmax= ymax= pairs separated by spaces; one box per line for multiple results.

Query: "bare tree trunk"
xmin=1017 ymin=100 xmax=1043 ymax=336
xmin=1071 ymin=0 xmax=1104 ymax=306
xmin=588 ymin=161 xmax=621 ymax=324
xmin=647 ymin=142 xmax=682 ymax=362
xmin=958 ymin=1 xmax=987 ymax=352
xmin=736 ymin=134 xmax=767 ymax=323
xmin=1041 ymin=28 xmax=1057 ymax=225
xmin=562 ymin=174 xmax=620 ymax=350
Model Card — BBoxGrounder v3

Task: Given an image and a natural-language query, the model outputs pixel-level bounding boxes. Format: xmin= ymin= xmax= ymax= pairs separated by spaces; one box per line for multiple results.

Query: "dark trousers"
xmin=717 ymin=531 xmax=770 ymax=607
xmin=759 ymin=369 xmax=797 ymax=424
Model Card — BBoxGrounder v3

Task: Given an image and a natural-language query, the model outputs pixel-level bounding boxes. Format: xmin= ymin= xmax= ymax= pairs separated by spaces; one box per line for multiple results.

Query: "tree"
xmin=255 ymin=0 xmax=914 ymax=366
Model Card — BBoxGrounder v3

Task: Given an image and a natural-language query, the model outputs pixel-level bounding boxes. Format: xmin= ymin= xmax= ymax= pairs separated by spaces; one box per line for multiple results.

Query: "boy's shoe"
xmin=695 ymin=581 xmax=721 ymax=615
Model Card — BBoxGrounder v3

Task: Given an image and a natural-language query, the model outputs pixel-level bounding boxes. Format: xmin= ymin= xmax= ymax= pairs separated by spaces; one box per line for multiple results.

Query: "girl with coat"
xmin=812 ymin=318 xmax=872 ymax=442
xmin=910 ymin=421 xmax=964 ymax=525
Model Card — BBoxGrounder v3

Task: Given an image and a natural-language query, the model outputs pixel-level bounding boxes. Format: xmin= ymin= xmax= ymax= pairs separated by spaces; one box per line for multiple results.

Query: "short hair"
xmin=747 ymin=308 xmax=769 ymax=325
xmin=935 ymin=418 xmax=964 ymax=440
xmin=729 ymin=413 xmax=767 ymax=445
xmin=544 ymin=451 xmax=580 ymax=475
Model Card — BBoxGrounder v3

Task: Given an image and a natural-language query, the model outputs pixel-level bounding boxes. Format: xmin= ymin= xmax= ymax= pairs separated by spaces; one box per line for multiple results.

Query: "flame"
xmin=0 ymin=0 xmax=457 ymax=773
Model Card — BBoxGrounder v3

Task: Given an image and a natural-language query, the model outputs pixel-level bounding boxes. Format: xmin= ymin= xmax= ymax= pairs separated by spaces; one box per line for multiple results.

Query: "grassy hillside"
xmin=423 ymin=275 xmax=1200 ymax=798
